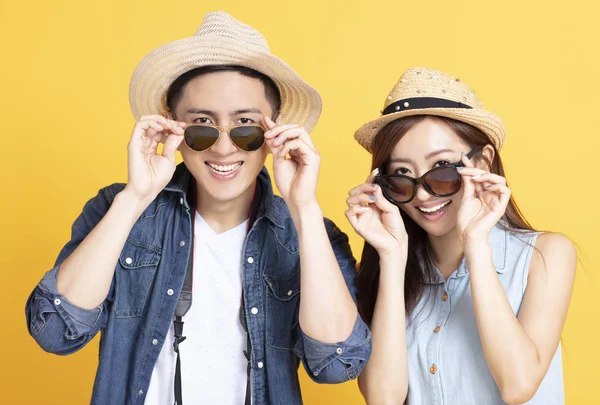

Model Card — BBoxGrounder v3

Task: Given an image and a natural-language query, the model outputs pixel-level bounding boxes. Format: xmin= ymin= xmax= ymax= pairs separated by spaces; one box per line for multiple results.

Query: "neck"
xmin=195 ymin=180 xmax=257 ymax=234
xmin=427 ymin=226 xmax=465 ymax=279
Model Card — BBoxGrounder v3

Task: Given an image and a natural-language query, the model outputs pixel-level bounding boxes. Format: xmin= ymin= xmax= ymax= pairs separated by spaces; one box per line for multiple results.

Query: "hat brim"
xmin=354 ymin=108 xmax=506 ymax=153
xmin=129 ymin=36 xmax=322 ymax=133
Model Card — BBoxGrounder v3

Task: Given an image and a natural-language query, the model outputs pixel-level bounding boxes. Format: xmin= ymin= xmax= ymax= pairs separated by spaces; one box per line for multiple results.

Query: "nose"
xmin=209 ymin=129 xmax=238 ymax=155
xmin=414 ymin=183 xmax=433 ymax=202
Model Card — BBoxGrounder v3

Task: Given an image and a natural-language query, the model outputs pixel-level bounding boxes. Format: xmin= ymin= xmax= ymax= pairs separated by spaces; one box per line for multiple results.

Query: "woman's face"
xmin=387 ymin=118 xmax=475 ymax=238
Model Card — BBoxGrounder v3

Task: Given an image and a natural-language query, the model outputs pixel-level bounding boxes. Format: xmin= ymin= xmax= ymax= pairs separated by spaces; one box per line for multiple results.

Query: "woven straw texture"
xmin=129 ymin=11 xmax=322 ymax=133
xmin=354 ymin=67 xmax=506 ymax=153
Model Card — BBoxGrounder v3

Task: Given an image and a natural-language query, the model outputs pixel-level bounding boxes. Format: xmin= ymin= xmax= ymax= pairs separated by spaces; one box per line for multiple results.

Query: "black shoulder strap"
xmin=173 ymin=181 xmax=195 ymax=405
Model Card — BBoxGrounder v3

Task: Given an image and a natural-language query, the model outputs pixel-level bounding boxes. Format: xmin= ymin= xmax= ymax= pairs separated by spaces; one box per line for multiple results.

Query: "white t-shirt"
xmin=145 ymin=212 xmax=249 ymax=405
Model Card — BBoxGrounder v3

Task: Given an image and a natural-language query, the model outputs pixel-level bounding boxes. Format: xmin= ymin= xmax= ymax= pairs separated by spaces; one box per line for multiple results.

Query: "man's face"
xmin=172 ymin=71 xmax=271 ymax=204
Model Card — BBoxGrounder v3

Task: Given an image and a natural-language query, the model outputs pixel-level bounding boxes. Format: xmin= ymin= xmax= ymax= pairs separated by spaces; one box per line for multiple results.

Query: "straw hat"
xmin=129 ymin=11 xmax=322 ymax=132
xmin=354 ymin=67 xmax=506 ymax=153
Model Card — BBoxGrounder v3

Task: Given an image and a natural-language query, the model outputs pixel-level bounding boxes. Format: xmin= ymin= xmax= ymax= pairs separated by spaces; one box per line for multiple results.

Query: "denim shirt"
xmin=406 ymin=225 xmax=564 ymax=405
xmin=26 ymin=164 xmax=371 ymax=405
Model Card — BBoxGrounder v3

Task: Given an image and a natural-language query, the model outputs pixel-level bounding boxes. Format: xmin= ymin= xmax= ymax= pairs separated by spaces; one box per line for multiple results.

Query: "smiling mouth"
xmin=418 ymin=200 xmax=451 ymax=214
xmin=205 ymin=162 xmax=243 ymax=175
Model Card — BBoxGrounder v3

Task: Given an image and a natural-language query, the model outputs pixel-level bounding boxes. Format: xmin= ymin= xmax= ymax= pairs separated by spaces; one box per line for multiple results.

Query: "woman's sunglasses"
xmin=376 ymin=148 xmax=479 ymax=205
xmin=183 ymin=125 xmax=266 ymax=152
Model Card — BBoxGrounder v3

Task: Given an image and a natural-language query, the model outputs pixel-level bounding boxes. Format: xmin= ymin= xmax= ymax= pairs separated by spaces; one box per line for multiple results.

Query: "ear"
xmin=476 ymin=144 xmax=495 ymax=170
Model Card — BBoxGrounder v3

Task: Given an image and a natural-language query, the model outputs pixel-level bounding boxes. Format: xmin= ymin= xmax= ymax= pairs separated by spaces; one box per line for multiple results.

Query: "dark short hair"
xmin=166 ymin=65 xmax=281 ymax=119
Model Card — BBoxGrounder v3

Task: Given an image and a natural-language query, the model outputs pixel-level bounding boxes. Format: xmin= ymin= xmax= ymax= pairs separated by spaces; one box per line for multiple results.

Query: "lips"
xmin=205 ymin=161 xmax=243 ymax=175
xmin=418 ymin=200 xmax=451 ymax=214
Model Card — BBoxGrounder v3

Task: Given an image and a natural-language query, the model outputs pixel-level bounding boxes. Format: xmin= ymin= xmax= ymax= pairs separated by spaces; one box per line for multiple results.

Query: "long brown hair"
xmin=356 ymin=115 xmax=536 ymax=325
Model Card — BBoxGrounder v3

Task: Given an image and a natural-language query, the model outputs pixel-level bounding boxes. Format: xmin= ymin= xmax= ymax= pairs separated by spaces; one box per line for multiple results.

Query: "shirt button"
xmin=247 ymin=257 xmax=254 ymax=264
xmin=430 ymin=365 xmax=437 ymax=374
xmin=336 ymin=347 xmax=343 ymax=355
xmin=152 ymin=339 xmax=158 ymax=346
xmin=179 ymin=240 xmax=186 ymax=247
xmin=251 ymin=307 xmax=259 ymax=315
xmin=257 ymin=361 xmax=264 ymax=369
xmin=54 ymin=298 xmax=61 ymax=306
xmin=287 ymin=290 xmax=293 ymax=296
xmin=167 ymin=289 xmax=174 ymax=296
xmin=138 ymin=389 xmax=144 ymax=395
xmin=180 ymin=198 xmax=184 ymax=205
xmin=442 ymin=292 xmax=448 ymax=301
xmin=433 ymin=326 xmax=441 ymax=333
xmin=125 ymin=257 xmax=133 ymax=265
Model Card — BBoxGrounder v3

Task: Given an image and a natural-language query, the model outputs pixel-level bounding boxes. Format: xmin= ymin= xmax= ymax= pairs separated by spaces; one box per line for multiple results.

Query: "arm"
xmin=346 ymin=172 xmax=409 ymax=404
xmin=466 ymin=233 xmax=575 ymax=404
xmin=358 ymin=251 xmax=408 ymax=404
xmin=56 ymin=190 xmax=151 ymax=309
xmin=264 ymin=116 xmax=356 ymax=342
xmin=291 ymin=203 xmax=358 ymax=341
xmin=25 ymin=115 xmax=185 ymax=354
xmin=57 ymin=116 xmax=185 ymax=309
xmin=264 ymin=117 xmax=370 ymax=383
xmin=457 ymin=156 xmax=576 ymax=404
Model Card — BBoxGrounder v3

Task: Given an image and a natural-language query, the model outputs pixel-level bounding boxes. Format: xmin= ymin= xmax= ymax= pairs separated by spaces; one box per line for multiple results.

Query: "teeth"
xmin=418 ymin=201 xmax=450 ymax=213
xmin=207 ymin=162 xmax=242 ymax=173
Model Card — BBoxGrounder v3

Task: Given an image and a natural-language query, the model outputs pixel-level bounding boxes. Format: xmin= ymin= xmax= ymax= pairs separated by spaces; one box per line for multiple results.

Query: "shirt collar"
xmin=424 ymin=224 xmax=509 ymax=284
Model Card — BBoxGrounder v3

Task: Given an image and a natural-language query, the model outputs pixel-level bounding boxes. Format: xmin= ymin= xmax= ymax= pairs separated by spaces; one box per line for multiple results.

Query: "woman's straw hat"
xmin=129 ymin=11 xmax=322 ymax=132
xmin=354 ymin=68 xmax=506 ymax=152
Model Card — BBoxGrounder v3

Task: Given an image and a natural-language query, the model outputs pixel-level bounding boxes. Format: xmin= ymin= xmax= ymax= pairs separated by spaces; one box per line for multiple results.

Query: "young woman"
xmin=346 ymin=68 xmax=576 ymax=405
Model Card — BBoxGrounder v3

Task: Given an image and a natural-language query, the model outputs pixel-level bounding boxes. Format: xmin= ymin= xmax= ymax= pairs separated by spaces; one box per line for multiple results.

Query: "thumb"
xmin=162 ymin=134 xmax=184 ymax=163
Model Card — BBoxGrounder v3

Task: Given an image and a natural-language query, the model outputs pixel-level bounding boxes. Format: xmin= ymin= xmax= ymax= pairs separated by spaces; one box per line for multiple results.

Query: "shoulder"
xmin=530 ymin=232 xmax=577 ymax=277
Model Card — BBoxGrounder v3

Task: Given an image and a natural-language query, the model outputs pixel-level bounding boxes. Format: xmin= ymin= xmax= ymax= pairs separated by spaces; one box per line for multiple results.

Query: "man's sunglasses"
xmin=183 ymin=125 xmax=266 ymax=152
xmin=376 ymin=148 xmax=479 ymax=205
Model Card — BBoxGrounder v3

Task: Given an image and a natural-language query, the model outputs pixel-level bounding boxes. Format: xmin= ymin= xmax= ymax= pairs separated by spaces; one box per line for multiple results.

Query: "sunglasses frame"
xmin=183 ymin=124 xmax=267 ymax=152
xmin=376 ymin=148 xmax=479 ymax=205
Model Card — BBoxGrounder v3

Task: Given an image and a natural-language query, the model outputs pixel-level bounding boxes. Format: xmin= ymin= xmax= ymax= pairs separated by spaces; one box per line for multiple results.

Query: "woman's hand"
xmin=345 ymin=169 xmax=408 ymax=257
xmin=456 ymin=153 xmax=511 ymax=247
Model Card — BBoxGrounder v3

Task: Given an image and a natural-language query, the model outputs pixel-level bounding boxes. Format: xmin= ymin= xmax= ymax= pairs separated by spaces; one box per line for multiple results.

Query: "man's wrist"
xmin=289 ymin=199 xmax=323 ymax=230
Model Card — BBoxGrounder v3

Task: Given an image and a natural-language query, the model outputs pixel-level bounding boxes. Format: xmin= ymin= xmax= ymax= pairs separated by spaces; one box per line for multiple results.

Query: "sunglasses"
xmin=183 ymin=125 xmax=266 ymax=152
xmin=376 ymin=148 xmax=479 ymax=205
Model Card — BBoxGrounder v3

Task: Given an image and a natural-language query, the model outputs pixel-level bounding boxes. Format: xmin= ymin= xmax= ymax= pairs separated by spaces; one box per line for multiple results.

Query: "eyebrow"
xmin=185 ymin=107 xmax=263 ymax=116
xmin=389 ymin=149 xmax=457 ymax=164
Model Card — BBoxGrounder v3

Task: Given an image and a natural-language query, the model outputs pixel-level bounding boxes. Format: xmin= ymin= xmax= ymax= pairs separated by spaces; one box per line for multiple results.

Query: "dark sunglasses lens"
xmin=184 ymin=126 xmax=220 ymax=151
xmin=229 ymin=126 xmax=265 ymax=151
xmin=381 ymin=176 xmax=414 ymax=203
xmin=425 ymin=166 xmax=461 ymax=196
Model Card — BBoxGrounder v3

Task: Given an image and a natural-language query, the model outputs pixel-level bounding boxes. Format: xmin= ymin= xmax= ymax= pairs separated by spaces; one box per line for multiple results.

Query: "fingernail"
xmin=462 ymin=152 xmax=467 ymax=157
xmin=472 ymin=174 xmax=481 ymax=179
xmin=486 ymin=184 xmax=493 ymax=188
xmin=372 ymin=168 xmax=379 ymax=175
xmin=371 ymin=183 xmax=378 ymax=189
xmin=359 ymin=206 xmax=370 ymax=212
xmin=368 ymin=195 xmax=376 ymax=202
xmin=456 ymin=167 xmax=464 ymax=171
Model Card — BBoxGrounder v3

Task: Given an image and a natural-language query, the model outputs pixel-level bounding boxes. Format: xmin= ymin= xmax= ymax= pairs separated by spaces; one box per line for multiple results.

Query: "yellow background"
xmin=1 ymin=0 xmax=598 ymax=403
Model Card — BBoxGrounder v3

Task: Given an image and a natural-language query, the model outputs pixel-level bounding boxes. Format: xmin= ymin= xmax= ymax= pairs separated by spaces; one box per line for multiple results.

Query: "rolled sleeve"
xmin=26 ymin=266 xmax=107 ymax=355
xmin=25 ymin=185 xmax=120 ymax=355
xmin=295 ymin=314 xmax=371 ymax=383
xmin=294 ymin=218 xmax=372 ymax=383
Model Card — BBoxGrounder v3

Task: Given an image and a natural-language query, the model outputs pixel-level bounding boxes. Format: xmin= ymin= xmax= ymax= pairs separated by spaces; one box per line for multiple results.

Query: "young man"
xmin=26 ymin=11 xmax=370 ymax=405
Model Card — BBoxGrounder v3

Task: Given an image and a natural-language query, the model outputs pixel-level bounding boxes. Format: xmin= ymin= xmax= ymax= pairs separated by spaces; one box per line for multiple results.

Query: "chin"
xmin=200 ymin=176 xmax=253 ymax=203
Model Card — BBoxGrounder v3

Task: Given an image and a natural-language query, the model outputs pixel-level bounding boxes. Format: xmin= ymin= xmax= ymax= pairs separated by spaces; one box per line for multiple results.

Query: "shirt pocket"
xmin=264 ymin=270 xmax=301 ymax=351
xmin=113 ymin=239 xmax=161 ymax=318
